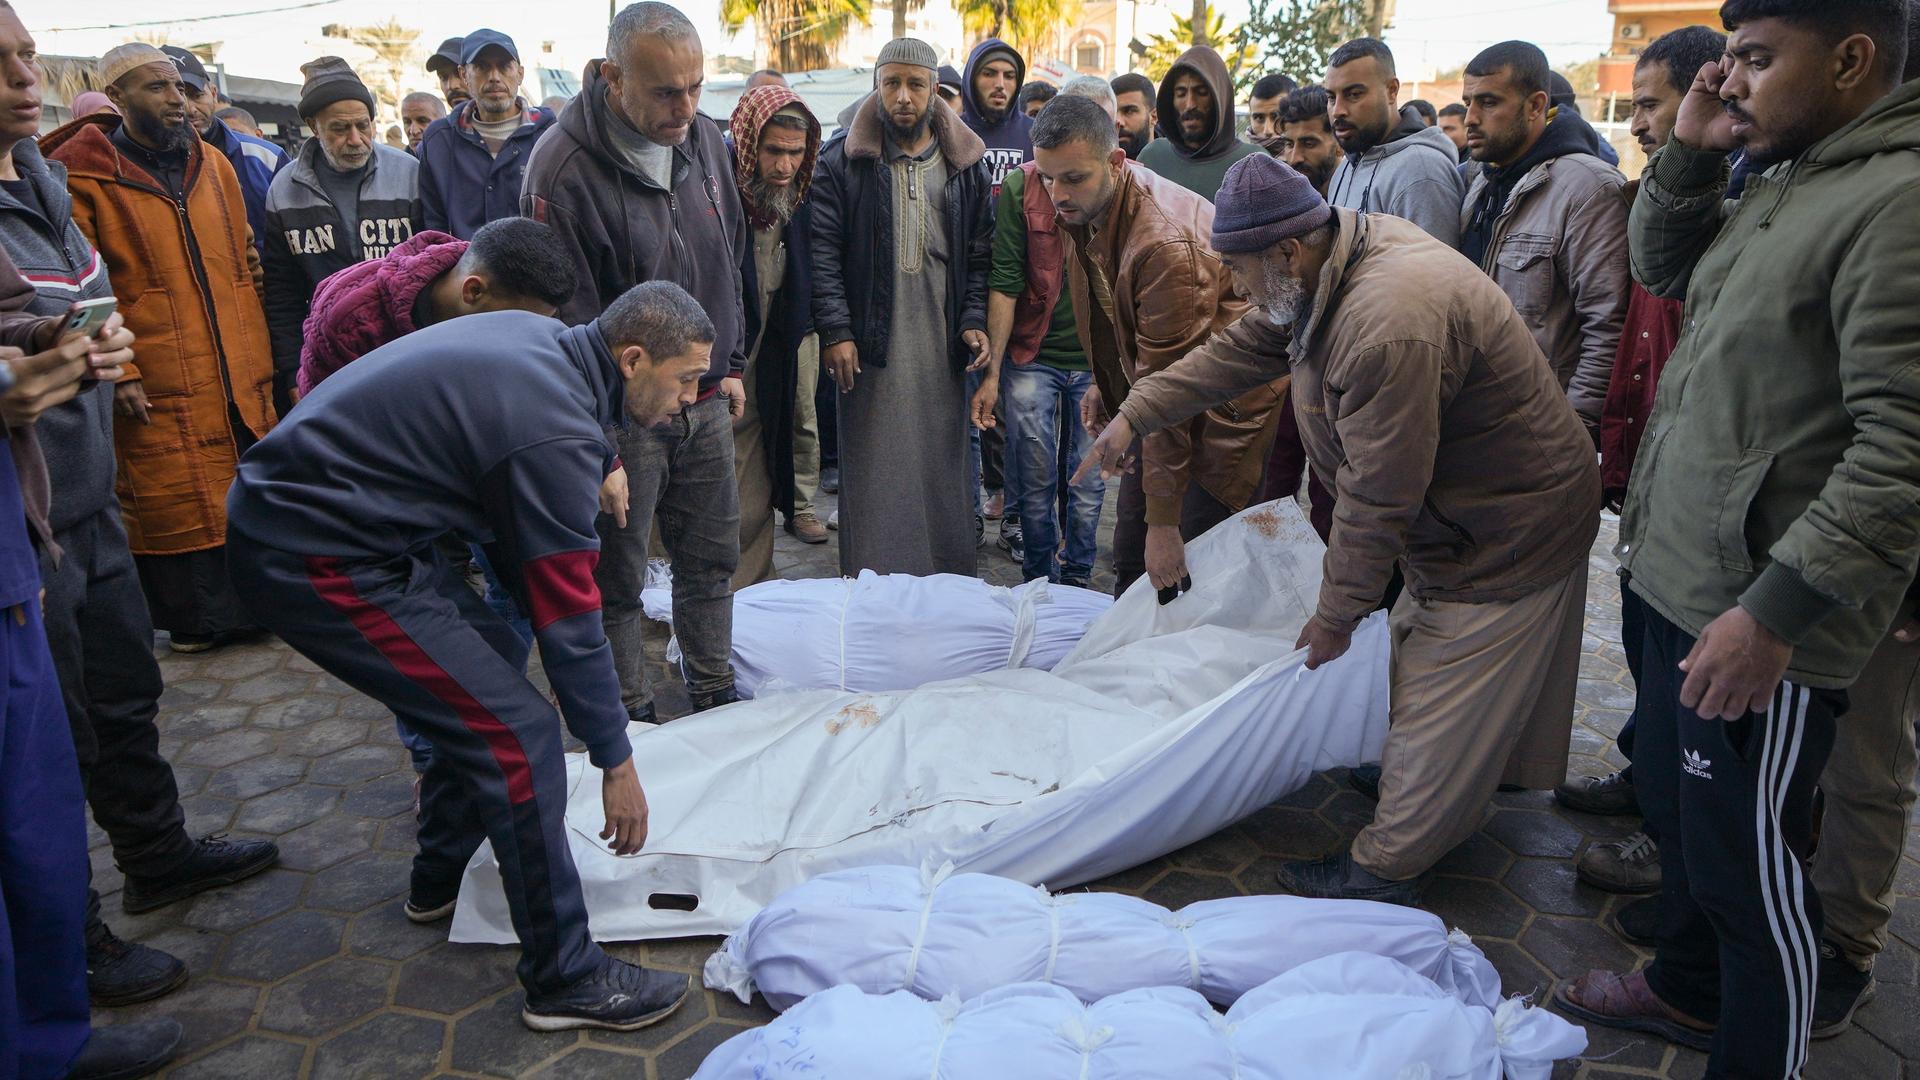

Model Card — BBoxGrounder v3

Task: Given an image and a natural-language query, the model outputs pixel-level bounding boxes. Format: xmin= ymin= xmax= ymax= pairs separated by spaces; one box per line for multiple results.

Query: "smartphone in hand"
xmin=61 ymin=297 xmax=118 ymax=340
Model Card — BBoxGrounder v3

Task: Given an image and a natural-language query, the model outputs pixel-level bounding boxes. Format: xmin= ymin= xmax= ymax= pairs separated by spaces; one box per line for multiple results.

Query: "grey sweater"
xmin=0 ymin=139 xmax=118 ymax=533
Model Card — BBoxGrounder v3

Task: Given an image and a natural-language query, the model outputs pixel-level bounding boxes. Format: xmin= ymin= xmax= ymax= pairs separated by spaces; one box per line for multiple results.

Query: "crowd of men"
xmin=0 ymin=0 xmax=1915 ymax=1076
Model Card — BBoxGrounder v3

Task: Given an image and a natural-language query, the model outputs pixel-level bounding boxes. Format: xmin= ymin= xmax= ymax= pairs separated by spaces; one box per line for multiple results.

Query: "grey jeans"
xmin=594 ymin=394 xmax=740 ymax=712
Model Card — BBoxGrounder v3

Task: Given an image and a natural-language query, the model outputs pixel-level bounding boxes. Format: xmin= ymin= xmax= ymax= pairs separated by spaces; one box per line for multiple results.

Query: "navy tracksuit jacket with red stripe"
xmin=226 ymin=309 xmax=629 ymax=991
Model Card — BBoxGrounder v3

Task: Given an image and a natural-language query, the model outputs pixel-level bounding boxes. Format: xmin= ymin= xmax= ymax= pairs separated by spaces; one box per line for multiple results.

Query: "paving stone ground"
xmin=91 ymin=484 xmax=1917 ymax=1079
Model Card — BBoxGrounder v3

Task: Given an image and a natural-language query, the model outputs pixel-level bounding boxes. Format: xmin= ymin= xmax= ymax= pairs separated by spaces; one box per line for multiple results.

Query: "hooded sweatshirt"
xmin=520 ymin=61 xmax=747 ymax=393
xmin=1325 ymin=103 xmax=1465 ymax=247
xmin=960 ymin=38 xmax=1033 ymax=195
xmin=1136 ymin=47 xmax=1263 ymax=203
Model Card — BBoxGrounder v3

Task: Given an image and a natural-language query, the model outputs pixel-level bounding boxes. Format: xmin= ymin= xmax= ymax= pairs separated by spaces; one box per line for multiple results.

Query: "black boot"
xmin=689 ymin=687 xmax=739 ymax=713
xmin=86 ymin=914 xmax=187 ymax=1006
xmin=64 ymin=1019 xmax=183 ymax=1080
xmin=121 ymin=835 xmax=279 ymax=914
xmin=1812 ymin=940 xmax=1876 ymax=1038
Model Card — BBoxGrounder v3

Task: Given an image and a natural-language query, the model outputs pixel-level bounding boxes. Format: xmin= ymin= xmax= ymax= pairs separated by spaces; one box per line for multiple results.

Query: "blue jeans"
xmin=1005 ymin=363 xmax=1103 ymax=581
xmin=968 ymin=367 xmax=1023 ymax=518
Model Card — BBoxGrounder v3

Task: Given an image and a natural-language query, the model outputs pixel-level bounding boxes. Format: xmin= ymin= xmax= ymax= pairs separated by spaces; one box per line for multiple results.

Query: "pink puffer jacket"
xmin=296 ymin=230 xmax=465 ymax=396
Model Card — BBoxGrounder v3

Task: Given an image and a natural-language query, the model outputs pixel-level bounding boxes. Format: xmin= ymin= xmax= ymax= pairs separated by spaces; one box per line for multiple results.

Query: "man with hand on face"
xmin=1079 ymin=154 xmax=1599 ymax=906
xmin=1020 ymin=96 xmax=1284 ymax=598
xmin=417 ymin=29 xmax=555 ymax=239
xmin=810 ymin=38 xmax=992 ymax=578
xmin=46 ymin=43 xmax=279 ymax=656
xmin=961 ymin=38 xmax=1033 ymax=193
xmin=262 ymin=57 xmax=421 ymax=415
xmin=728 ymin=86 xmax=828 ymax=582
xmin=162 ymin=45 xmax=287 ymax=249
xmin=1459 ymin=39 xmax=1628 ymax=434
xmin=522 ymin=1 xmax=747 ymax=722
xmin=1110 ymin=72 xmax=1156 ymax=159
xmin=1245 ymin=72 xmax=1296 ymax=153
xmin=225 ymin=281 xmax=707 ymax=1036
xmin=1560 ymin=24 xmax=1726 ymax=904
xmin=1138 ymin=46 xmax=1263 ymax=201
xmin=1555 ymin=0 xmax=1920 ymax=1068
xmin=426 ymin=36 xmax=471 ymax=111
xmin=1323 ymin=37 xmax=1466 ymax=246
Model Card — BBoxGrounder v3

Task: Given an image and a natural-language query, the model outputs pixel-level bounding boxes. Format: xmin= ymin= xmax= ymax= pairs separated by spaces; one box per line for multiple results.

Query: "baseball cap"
xmin=460 ymin=29 xmax=519 ymax=66
xmin=159 ymin=45 xmax=210 ymax=92
xmin=426 ymin=36 xmax=464 ymax=75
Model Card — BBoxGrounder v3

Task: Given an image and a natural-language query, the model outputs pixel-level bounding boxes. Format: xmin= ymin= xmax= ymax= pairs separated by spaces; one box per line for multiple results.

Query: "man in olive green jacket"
xmin=1554 ymin=3 xmax=1920 ymax=1074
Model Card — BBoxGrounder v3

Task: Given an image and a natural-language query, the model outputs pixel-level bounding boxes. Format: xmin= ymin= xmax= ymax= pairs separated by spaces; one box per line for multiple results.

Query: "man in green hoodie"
xmin=1137 ymin=46 xmax=1263 ymax=202
xmin=1553 ymin=1 xmax=1920 ymax=1073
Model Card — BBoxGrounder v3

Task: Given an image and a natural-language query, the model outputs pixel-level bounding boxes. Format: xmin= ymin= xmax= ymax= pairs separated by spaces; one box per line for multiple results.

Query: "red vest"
xmin=1006 ymin=161 xmax=1066 ymax=365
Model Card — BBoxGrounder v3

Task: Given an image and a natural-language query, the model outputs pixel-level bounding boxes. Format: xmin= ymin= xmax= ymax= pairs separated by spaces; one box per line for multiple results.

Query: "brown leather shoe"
xmin=786 ymin=512 xmax=829 ymax=544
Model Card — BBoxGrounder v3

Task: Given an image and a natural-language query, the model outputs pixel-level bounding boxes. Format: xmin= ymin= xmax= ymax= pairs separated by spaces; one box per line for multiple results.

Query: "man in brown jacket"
xmin=998 ymin=94 xmax=1284 ymax=597
xmin=46 ymin=44 xmax=277 ymax=653
xmin=1081 ymin=155 xmax=1600 ymax=902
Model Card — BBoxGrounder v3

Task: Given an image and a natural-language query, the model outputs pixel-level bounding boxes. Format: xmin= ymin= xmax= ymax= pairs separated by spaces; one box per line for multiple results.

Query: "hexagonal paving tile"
xmin=220 ymin=908 xmax=348 ymax=981
xmin=182 ymin=867 xmax=309 ymax=932
xmin=345 ymin=899 xmax=446 ymax=962
xmin=451 ymin=993 xmax=582 ymax=1076
xmin=1421 ymin=876 xmax=1532 ymax=940
xmin=1482 ymin=808 xmax=1587 ymax=859
xmin=176 ymin=726 xmax=277 ymax=768
xmin=232 ymin=782 xmax=343 ymax=834
xmin=260 ymin=954 xmax=396 ymax=1036
xmin=1519 ymin=914 xmax=1639 ymax=980
xmin=312 ymin=1012 xmax=447 ymax=1080
xmin=523 ymin=1047 xmax=654 ymax=1080
xmin=94 ymin=976 xmax=262 ymax=1057
xmin=251 ymin=695 xmax=343 ymax=730
xmin=274 ymin=813 xmax=379 ymax=872
xmin=1502 ymin=857 xmax=1609 ymax=918
xmin=281 ymin=716 xmax=375 ymax=758
xmin=166 ymin=702 xmax=254 ymax=740
xmin=395 ymin=941 xmax=522 ymax=1014
xmin=307 ymin=850 xmax=413 ymax=913
xmin=310 ymin=743 xmax=409 ymax=786
xmin=165 ymin=1033 xmax=309 ymax=1079
xmin=203 ymin=753 xmax=310 ymax=800
xmin=226 ymin=670 xmax=317 ymax=705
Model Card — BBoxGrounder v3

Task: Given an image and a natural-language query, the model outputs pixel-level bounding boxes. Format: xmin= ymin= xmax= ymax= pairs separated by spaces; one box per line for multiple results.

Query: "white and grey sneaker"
xmin=521 ymin=958 xmax=690 ymax=1032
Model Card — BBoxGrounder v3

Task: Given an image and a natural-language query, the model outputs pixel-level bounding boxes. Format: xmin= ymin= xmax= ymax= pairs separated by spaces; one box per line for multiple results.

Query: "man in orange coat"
xmin=45 ymin=44 xmax=277 ymax=652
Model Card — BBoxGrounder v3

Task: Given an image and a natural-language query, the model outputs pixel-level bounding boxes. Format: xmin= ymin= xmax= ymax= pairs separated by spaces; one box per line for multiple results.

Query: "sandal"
xmin=1553 ymin=969 xmax=1715 ymax=1051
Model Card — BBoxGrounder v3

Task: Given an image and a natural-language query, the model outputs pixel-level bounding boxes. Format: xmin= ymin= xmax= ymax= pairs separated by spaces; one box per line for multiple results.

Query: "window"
xmin=1076 ymin=39 xmax=1102 ymax=72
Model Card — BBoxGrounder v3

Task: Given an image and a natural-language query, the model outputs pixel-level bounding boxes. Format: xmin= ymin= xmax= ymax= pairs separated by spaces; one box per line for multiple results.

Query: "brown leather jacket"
xmin=1118 ymin=210 xmax=1600 ymax=632
xmin=1067 ymin=162 xmax=1285 ymax=525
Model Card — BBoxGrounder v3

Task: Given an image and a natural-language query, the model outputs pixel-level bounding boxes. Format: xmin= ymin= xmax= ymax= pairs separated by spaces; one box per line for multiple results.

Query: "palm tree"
xmin=1143 ymin=4 xmax=1256 ymax=84
xmin=891 ymin=0 xmax=926 ymax=42
xmin=325 ymin=19 xmax=421 ymax=120
xmin=722 ymin=0 xmax=870 ymax=72
xmin=955 ymin=0 xmax=1079 ymax=59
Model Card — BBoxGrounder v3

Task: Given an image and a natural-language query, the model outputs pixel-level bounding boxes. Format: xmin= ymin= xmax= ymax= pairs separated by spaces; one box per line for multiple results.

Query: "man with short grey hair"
xmin=401 ymin=90 xmax=444 ymax=152
xmin=522 ymin=0 xmax=747 ymax=721
xmin=1081 ymin=153 xmax=1599 ymax=904
xmin=1058 ymin=73 xmax=1116 ymax=115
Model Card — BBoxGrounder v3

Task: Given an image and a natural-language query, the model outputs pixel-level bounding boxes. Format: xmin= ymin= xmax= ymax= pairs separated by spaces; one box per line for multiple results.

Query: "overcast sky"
xmin=21 ymin=0 xmax=1615 ymax=89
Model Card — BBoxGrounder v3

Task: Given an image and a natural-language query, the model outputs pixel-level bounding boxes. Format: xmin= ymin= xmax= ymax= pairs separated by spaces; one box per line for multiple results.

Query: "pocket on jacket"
xmin=1715 ymin=448 xmax=1775 ymax=573
xmin=120 ymin=288 xmax=187 ymax=396
xmin=1493 ymin=234 xmax=1556 ymax=319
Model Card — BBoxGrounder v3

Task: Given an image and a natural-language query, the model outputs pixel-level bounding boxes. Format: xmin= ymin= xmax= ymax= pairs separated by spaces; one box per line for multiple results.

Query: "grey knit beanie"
xmin=876 ymin=38 xmax=939 ymax=72
xmin=299 ymin=56 xmax=376 ymax=121
xmin=1211 ymin=153 xmax=1333 ymax=254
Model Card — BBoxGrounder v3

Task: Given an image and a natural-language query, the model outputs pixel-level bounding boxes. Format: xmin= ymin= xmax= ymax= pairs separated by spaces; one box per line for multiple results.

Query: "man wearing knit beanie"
xmin=1080 ymin=151 xmax=1602 ymax=906
xmin=260 ymin=56 xmax=420 ymax=412
xmin=992 ymin=93 xmax=1285 ymax=598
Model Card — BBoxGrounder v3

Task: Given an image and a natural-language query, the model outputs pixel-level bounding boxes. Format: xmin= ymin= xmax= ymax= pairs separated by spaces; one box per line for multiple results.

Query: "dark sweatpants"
xmin=227 ymin=530 xmax=605 ymax=994
xmin=1111 ymin=447 xmax=1235 ymax=598
xmin=1635 ymin=598 xmax=1842 ymax=1079
xmin=0 ymin=600 xmax=91 ymax=1079
xmin=41 ymin=508 xmax=191 ymax=879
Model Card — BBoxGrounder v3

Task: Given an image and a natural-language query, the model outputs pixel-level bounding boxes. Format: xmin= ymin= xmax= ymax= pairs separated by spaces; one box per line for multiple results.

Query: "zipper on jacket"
xmin=115 ymin=161 xmax=241 ymax=427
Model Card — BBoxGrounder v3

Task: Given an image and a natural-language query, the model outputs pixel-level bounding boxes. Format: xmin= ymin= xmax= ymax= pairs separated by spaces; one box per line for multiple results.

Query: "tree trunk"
xmin=1366 ymin=0 xmax=1388 ymax=38
xmin=893 ymin=0 xmax=907 ymax=41
xmin=1190 ymin=0 xmax=1209 ymax=46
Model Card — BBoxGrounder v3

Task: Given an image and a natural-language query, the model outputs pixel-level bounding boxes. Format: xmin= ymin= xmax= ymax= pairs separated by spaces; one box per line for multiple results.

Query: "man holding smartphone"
xmin=0 ymin=14 xmax=282 ymax=1018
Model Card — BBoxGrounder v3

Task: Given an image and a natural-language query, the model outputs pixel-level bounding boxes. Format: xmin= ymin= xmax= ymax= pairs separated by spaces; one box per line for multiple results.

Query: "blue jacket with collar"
xmin=417 ymin=99 xmax=554 ymax=239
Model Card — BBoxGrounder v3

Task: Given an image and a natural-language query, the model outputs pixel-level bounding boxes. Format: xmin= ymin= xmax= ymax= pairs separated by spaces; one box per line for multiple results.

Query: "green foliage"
xmin=1238 ymin=0 xmax=1370 ymax=89
xmin=722 ymin=0 xmax=871 ymax=73
xmin=1142 ymin=5 xmax=1258 ymax=89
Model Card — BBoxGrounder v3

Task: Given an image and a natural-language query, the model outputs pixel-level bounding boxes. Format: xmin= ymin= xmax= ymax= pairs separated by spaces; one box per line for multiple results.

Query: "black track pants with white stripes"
xmin=1633 ymin=597 xmax=1844 ymax=1079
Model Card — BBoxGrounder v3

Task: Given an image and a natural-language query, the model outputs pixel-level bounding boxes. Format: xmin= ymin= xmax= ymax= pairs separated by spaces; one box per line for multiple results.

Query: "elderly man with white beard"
xmin=1077 ymin=153 xmax=1600 ymax=904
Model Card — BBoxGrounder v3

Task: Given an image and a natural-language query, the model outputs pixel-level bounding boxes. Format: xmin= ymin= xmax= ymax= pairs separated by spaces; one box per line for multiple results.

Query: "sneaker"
xmin=1555 ymin=770 xmax=1640 ymax=816
xmin=786 ymin=512 xmax=829 ymax=544
xmin=689 ymin=687 xmax=739 ymax=713
xmin=1609 ymin=893 xmax=1660 ymax=946
xmin=121 ymin=835 xmax=280 ymax=915
xmin=1812 ymin=940 xmax=1876 ymax=1038
xmin=521 ymin=957 xmax=691 ymax=1032
xmin=627 ymin=703 xmax=658 ymax=726
xmin=975 ymin=514 xmax=985 ymax=547
xmin=64 ymin=1019 xmax=183 ymax=1080
xmin=166 ymin=632 xmax=216 ymax=654
xmin=1347 ymin=764 xmax=1383 ymax=800
xmin=1576 ymin=830 xmax=1661 ymax=894
xmin=405 ymin=880 xmax=459 ymax=924
xmin=1058 ymin=574 xmax=1092 ymax=590
xmin=820 ymin=466 xmax=839 ymax=495
xmin=86 ymin=917 xmax=187 ymax=1007
xmin=826 ymin=509 xmax=839 ymax=531
xmin=998 ymin=517 xmax=1025 ymax=562
xmin=1274 ymin=851 xmax=1428 ymax=906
